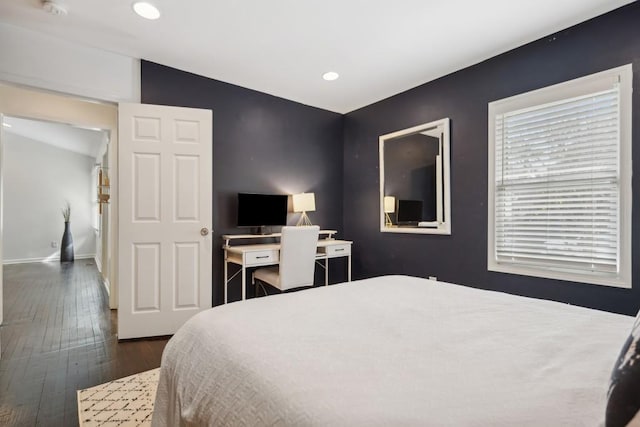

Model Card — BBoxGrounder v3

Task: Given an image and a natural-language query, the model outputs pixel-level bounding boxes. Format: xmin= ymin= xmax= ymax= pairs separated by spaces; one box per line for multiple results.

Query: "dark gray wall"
xmin=343 ymin=2 xmax=640 ymax=315
xmin=141 ymin=62 xmax=344 ymax=305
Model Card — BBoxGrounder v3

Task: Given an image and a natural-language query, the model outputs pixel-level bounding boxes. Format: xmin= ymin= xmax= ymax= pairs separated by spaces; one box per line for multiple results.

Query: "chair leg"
xmin=253 ymin=279 xmax=268 ymax=297
xmin=251 ymin=273 xmax=257 ymax=298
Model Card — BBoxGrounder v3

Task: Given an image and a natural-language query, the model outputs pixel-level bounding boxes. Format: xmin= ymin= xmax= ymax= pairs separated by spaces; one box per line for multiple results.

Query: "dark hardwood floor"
xmin=0 ymin=261 xmax=169 ymax=426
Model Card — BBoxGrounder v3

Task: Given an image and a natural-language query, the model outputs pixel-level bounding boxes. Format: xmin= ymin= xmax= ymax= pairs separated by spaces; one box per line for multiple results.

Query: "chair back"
xmin=279 ymin=226 xmax=320 ymax=290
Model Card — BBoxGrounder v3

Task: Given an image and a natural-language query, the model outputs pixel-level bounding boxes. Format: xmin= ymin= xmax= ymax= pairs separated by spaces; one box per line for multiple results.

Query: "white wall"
xmin=0 ymin=23 xmax=140 ymax=103
xmin=2 ymin=132 xmax=96 ymax=263
xmin=0 ymin=122 xmax=4 ymax=325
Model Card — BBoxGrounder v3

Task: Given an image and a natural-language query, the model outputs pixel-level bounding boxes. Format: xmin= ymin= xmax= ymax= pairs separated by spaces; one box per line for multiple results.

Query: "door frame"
xmin=0 ymin=83 xmax=119 ymax=310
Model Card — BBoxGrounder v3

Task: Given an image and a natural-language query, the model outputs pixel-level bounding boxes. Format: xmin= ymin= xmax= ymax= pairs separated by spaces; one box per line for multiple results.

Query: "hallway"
xmin=0 ymin=261 xmax=168 ymax=426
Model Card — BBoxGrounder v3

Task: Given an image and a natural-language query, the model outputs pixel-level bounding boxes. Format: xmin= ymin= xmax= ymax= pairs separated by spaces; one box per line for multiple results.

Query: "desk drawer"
xmin=325 ymin=244 xmax=351 ymax=257
xmin=245 ymin=250 xmax=279 ymax=266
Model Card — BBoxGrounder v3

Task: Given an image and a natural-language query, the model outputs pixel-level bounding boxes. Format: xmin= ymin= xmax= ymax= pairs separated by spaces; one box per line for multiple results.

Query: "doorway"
xmin=0 ymin=83 xmax=119 ymax=327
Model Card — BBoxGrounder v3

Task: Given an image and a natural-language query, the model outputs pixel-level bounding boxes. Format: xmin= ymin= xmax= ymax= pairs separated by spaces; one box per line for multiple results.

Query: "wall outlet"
xmin=51 ymin=241 xmax=58 ymax=248
xmin=428 ymin=276 xmax=437 ymax=281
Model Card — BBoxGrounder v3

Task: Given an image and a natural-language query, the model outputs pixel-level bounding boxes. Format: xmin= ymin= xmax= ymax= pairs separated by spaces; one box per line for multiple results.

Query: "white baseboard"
xmin=3 ymin=254 xmax=96 ymax=265
xmin=95 ymin=256 xmax=103 ymax=273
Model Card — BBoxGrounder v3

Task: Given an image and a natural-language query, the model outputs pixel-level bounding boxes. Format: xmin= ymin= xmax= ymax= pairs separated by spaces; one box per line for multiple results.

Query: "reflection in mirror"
xmin=379 ymin=118 xmax=451 ymax=234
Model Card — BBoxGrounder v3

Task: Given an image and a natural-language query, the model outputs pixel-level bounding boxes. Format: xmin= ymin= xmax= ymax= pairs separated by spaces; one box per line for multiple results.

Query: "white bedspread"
xmin=152 ymin=275 xmax=633 ymax=426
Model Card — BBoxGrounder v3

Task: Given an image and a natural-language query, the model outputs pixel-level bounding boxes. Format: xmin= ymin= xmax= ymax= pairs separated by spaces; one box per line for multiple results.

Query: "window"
xmin=488 ymin=65 xmax=632 ymax=288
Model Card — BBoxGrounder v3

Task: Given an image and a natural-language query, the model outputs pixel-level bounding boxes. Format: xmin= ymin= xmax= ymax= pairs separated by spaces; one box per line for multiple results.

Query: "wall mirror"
xmin=379 ymin=118 xmax=451 ymax=235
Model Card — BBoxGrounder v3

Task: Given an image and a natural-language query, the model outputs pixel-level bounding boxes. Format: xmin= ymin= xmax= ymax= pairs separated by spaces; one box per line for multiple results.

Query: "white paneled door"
xmin=118 ymin=103 xmax=212 ymax=339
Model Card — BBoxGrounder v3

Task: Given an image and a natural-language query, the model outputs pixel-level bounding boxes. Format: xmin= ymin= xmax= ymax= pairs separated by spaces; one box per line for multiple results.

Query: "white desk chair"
xmin=252 ymin=225 xmax=320 ymax=293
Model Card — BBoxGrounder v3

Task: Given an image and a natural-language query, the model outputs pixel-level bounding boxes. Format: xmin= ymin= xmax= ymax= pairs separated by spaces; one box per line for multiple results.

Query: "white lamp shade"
xmin=293 ymin=192 xmax=316 ymax=213
xmin=384 ymin=196 xmax=396 ymax=213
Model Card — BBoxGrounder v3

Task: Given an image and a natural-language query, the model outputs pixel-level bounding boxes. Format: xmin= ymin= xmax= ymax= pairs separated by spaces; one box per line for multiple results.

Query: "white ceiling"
xmin=3 ymin=116 xmax=107 ymax=158
xmin=0 ymin=0 xmax=633 ymax=113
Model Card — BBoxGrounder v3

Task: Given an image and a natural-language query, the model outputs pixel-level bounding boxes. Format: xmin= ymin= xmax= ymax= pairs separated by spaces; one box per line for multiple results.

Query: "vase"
xmin=60 ymin=221 xmax=74 ymax=263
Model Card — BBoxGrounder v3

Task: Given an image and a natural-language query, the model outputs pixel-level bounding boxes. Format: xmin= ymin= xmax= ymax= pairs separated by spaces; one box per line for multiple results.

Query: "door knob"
xmin=200 ymin=227 xmax=209 ymax=236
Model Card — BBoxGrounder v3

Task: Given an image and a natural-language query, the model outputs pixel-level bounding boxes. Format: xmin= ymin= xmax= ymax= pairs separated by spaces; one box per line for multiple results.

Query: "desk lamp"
xmin=293 ymin=192 xmax=315 ymax=226
xmin=384 ymin=196 xmax=395 ymax=227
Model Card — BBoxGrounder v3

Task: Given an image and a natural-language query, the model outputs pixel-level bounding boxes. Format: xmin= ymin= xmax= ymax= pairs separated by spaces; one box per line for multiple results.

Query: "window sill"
xmin=487 ymin=260 xmax=631 ymax=289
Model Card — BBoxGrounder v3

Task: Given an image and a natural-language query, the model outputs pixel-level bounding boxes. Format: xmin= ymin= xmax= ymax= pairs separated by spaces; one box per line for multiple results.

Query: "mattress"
xmin=152 ymin=275 xmax=633 ymax=426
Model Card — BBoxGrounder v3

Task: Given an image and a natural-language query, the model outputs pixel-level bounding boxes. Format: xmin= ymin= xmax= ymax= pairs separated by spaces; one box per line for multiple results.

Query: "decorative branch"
xmin=62 ymin=201 xmax=71 ymax=222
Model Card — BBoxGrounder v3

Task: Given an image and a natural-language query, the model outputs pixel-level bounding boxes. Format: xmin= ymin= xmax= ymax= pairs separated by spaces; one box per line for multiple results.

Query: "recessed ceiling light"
xmin=2 ymin=123 xmax=11 ymax=128
xmin=322 ymin=71 xmax=339 ymax=81
xmin=132 ymin=2 xmax=160 ymax=20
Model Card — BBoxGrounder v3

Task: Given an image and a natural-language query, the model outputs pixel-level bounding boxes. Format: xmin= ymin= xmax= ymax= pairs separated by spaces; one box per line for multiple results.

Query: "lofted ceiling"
xmin=0 ymin=0 xmax=634 ymax=113
xmin=3 ymin=116 xmax=107 ymax=159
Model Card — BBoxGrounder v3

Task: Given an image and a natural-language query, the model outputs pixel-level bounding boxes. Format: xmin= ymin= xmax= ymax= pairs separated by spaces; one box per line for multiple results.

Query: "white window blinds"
xmin=494 ymin=87 xmax=620 ymax=275
xmin=488 ymin=64 xmax=632 ymax=287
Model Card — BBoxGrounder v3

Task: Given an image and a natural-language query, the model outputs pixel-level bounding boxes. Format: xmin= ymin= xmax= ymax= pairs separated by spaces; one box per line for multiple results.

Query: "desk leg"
xmin=241 ymin=266 xmax=246 ymax=301
xmin=224 ymin=259 xmax=228 ymax=304
xmin=324 ymin=257 xmax=328 ymax=286
xmin=348 ymin=254 xmax=352 ymax=282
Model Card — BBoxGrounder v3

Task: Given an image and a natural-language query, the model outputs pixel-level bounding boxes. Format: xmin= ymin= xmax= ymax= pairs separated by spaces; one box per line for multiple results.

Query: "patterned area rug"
xmin=77 ymin=368 xmax=160 ymax=427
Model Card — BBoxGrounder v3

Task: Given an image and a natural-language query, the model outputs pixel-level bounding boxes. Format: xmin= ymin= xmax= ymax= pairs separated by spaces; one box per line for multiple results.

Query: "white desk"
xmin=223 ymin=230 xmax=352 ymax=303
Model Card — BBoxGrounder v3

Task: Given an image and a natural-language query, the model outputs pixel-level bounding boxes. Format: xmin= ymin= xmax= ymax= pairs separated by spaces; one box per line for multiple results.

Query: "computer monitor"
xmin=396 ymin=199 xmax=423 ymax=224
xmin=237 ymin=193 xmax=288 ymax=229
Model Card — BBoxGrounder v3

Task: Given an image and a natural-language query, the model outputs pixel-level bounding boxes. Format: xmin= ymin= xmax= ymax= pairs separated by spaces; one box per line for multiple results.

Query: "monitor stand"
xmin=252 ymin=226 xmax=272 ymax=235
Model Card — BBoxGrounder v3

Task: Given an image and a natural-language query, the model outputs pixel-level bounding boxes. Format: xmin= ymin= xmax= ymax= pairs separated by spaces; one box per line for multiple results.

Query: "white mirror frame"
xmin=379 ymin=118 xmax=451 ymax=235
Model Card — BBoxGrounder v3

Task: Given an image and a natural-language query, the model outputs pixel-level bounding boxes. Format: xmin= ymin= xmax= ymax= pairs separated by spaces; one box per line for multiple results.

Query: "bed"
xmin=152 ymin=275 xmax=635 ymax=426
